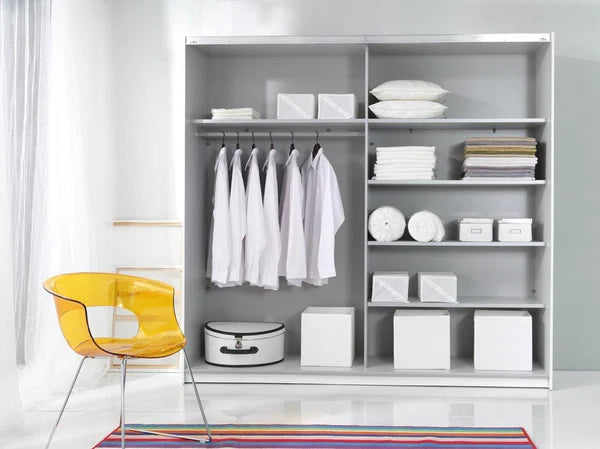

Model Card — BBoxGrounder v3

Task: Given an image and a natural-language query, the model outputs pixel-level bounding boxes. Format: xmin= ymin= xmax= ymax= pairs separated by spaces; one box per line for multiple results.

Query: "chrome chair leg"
xmin=45 ymin=356 xmax=87 ymax=449
xmin=120 ymin=357 xmax=127 ymax=449
xmin=124 ymin=350 xmax=211 ymax=444
xmin=183 ymin=348 xmax=212 ymax=442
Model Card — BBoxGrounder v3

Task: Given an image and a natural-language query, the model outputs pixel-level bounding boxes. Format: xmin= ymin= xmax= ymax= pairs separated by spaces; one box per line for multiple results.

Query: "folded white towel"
xmin=408 ymin=210 xmax=445 ymax=242
xmin=375 ymin=162 xmax=436 ymax=169
xmin=374 ymin=169 xmax=435 ymax=175
xmin=368 ymin=206 xmax=406 ymax=242
xmin=464 ymin=157 xmax=537 ymax=167
xmin=373 ymin=174 xmax=435 ymax=180
xmin=376 ymin=146 xmax=435 ymax=153
xmin=211 ymin=107 xmax=259 ymax=114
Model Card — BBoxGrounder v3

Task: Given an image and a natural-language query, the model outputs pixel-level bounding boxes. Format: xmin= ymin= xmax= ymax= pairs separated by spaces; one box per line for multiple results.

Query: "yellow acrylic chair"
xmin=43 ymin=272 xmax=211 ymax=448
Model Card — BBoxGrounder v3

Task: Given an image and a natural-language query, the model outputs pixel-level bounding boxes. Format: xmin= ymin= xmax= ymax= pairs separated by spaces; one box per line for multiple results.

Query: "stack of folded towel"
xmin=372 ymin=146 xmax=436 ymax=181
xmin=462 ymin=137 xmax=538 ymax=181
xmin=211 ymin=107 xmax=261 ymax=120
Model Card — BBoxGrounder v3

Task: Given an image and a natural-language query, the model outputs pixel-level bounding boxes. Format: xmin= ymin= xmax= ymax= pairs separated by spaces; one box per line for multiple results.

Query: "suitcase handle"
xmin=220 ymin=346 xmax=259 ymax=355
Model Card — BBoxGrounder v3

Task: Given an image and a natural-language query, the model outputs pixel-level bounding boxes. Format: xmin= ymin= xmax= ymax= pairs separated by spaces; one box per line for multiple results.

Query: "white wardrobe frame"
xmin=184 ymin=34 xmax=554 ymax=389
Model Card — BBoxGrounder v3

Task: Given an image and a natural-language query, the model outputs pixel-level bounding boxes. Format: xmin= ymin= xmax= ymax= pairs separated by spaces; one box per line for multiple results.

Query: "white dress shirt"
xmin=207 ymin=147 xmax=231 ymax=287
xmin=243 ymin=148 xmax=266 ymax=286
xmin=302 ymin=147 xmax=345 ymax=285
xmin=259 ymin=149 xmax=281 ymax=290
xmin=227 ymin=148 xmax=246 ymax=285
xmin=279 ymin=149 xmax=306 ymax=286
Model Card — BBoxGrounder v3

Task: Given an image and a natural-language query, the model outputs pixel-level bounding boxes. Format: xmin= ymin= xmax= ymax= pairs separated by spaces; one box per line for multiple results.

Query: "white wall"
xmin=106 ymin=0 xmax=600 ymax=370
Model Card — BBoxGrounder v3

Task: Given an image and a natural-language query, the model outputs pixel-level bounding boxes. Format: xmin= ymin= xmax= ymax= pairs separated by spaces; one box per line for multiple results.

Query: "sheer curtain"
xmin=1 ymin=0 xmax=111 ymax=427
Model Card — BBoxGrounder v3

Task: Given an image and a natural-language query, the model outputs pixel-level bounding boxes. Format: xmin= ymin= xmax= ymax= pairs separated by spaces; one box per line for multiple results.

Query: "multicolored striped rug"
xmin=94 ymin=424 xmax=537 ymax=448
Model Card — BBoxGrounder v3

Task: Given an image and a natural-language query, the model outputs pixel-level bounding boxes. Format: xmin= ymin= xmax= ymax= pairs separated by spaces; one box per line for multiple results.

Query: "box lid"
xmin=460 ymin=218 xmax=493 ymax=224
xmin=474 ymin=310 xmax=531 ymax=319
xmin=497 ymin=218 xmax=533 ymax=224
xmin=418 ymin=271 xmax=457 ymax=279
xmin=394 ymin=310 xmax=449 ymax=317
xmin=205 ymin=321 xmax=285 ymax=340
xmin=373 ymin=271 xmax=409 ymax=277
xmin=302 ymin=306 xmax=355 ymax=315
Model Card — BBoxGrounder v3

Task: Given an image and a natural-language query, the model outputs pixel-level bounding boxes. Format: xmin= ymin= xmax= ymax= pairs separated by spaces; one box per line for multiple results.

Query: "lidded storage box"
xmin=459 ymin=218 xmax=493 ymax=242
xmin=497 ymin=218 xmax=533 ymax=242
xmin=371 ymin=272 xmax=409 ymax=303
xmin=318 ymin=93 xmax=357 ymax=119
xmin=204 ymin=321 xmax=285 ymax=367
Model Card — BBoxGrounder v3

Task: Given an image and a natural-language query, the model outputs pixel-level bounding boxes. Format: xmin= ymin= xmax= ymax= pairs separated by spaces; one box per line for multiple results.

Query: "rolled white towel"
xmin=408 ymin=210 xmax=445 ymax=242
xmin=368 ymin=206 xmax=406 ymax=242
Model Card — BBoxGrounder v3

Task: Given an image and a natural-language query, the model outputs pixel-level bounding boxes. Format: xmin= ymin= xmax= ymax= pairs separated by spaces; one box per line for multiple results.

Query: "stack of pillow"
xmin=368 ymin=80 xmax=448 ymax=119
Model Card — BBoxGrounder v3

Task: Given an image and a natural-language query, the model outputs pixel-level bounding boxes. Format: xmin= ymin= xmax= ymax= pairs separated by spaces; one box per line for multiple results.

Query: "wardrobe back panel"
xmin=204 ymin=54 xmax=365 ymax=119
xmin=202 ymin=136 xmax=365 ymax=356
xmin=369 ymin=54 xmax=535 ymax=118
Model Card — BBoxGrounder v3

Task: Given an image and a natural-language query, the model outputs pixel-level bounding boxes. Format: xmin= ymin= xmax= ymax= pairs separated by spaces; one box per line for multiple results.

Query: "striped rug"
xmin=94 ymin=424 xmax=537 ymax=448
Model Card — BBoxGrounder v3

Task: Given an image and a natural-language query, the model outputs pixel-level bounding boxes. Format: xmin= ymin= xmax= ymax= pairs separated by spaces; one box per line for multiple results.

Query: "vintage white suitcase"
xmin=204 ymin=321 xmax=285 ymax=367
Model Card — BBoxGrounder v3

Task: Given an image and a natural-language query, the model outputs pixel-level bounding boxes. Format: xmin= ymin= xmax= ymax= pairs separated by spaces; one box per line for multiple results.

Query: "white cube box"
xmin=301 ymin=307 xmax=354 ymax=367
xmin=497 ymin=218 xmax=533 ymax=242
xmin=459 ymin=218 xmax=493 ymax=242
xmin=318 ymin=93 xmax=357 ymax=119
xmin=277 ymin=94 xmax=315 ymax=119
xmin=394 ymin=310 xmax=450 ymax=370
xmin=474 ymin=310 xmax=532 ymax=371
xmin=418 ymin=272 xmax=458 ymax=303
xmin=371 ymin=272 xmax=409 ymax=303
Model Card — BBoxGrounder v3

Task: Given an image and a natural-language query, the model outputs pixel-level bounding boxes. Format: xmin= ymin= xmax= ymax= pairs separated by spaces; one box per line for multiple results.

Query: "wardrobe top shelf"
xmin=185 ymin=34 xmax=551 ymax=56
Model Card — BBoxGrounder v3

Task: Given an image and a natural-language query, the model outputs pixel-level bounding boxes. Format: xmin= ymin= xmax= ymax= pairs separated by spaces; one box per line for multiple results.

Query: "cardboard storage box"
xmin=318 ymin=93 xmax=357 ymax=119
xmin=301 ymin=307 xmax=355 ymax=367
xmin=394 ymin=310 xmax=450 ymax=369
xmin=371 ymin=272 xmax=409 ymax=303
xmin=418 ymin=272 xmax=458 ymax=303
xmin=277 ymin=94 xmax=315 ymax=119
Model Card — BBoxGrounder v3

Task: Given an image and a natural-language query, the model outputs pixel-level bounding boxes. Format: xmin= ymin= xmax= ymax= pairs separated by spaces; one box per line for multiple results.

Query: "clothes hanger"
xmin=269 ymin=131 xmax=274 ymax=150
xmin=251 ymin=131 xmax=256 ymax=149
xmin=312 ymin=130 xmax=321 ymax=158
xmin=289 ymin=131 xmax=295 ymax=155
xmin=236 ymin=131 xmax=240 ymax=150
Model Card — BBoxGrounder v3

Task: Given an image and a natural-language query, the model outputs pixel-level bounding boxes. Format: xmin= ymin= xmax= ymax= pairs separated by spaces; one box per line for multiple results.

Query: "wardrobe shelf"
xmin=368 ymin=180 xmax=546 ymax=187
xmin=368 ymin=296 xmax=545 ymax=309
xmin=187 ymin=355 xmax=548 ymax=388
xmin=367 ymin=118 xmax=546 ymax=130
xmin=367 ymin=240 xmax=545 ymax=247
xmin=191 ymin=118 xmax=366 ymax=132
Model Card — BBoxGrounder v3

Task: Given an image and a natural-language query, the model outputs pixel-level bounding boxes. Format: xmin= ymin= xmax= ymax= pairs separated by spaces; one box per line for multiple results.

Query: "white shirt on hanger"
xmin=303 ymin=147 xmax=345 ymax=285
xmin=227 ymin=148 xmax=246 ymax=286
xmin=259 ymin=149 xmax=281 ymax=290
xmin=207 ymin=146 xmax=231 ymax=287
xmin=244 ymin=147 xmax=266 ymax=286
xmin=279 ymin=148 xmax=306 ymax=286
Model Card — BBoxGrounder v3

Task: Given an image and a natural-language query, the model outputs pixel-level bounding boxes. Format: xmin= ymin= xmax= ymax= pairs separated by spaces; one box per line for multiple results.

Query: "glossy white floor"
xmin=2 ymin=371 xmax=600 ymax=449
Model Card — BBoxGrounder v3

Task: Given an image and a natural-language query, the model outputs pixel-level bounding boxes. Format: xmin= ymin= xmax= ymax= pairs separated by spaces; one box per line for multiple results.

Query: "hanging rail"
xmin=196 ymin=131 xmax=364 ymax=138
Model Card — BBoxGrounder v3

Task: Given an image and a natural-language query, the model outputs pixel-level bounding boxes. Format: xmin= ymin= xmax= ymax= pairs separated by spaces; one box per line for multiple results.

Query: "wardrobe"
xmin=184 ymin=34 xmax=554 ymax=388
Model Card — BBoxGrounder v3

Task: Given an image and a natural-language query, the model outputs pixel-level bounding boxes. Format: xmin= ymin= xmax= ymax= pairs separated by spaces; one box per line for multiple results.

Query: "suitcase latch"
xmin=235 ymin=337 xmax=242 ymax=349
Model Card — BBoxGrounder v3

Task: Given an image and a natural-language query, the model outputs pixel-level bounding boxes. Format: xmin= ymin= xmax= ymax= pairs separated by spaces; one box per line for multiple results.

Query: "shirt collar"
xmin=310 ymin=147 xmax=323 ymax=168
xmin=285 ymin=149 xmax=299 ymax=167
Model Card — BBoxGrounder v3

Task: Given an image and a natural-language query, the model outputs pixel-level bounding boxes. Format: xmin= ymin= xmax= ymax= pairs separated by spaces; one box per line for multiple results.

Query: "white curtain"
xmin=1 ymin=0 xmax=111 ymax=428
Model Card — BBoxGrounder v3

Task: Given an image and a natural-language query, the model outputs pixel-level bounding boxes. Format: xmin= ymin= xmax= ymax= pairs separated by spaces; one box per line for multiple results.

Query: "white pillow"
xmin=369 ymin=101 xmax=447 ymax=119
xmin=370 ymin=80 xmax=449 ymax=101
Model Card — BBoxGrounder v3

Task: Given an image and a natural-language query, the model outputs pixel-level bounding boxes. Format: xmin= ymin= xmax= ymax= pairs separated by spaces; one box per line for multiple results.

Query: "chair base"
xmin=125 ymin=427 xmax=210 ymax=444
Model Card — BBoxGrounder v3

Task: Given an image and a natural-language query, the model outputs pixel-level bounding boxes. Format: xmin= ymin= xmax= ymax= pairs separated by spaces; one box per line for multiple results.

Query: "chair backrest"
xmin=44 ymin=272 xmax=180 ymax=358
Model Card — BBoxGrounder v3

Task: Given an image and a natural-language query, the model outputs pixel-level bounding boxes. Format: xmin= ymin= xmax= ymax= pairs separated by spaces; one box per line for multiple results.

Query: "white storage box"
xmin=277 ymin=94 xmax=315 ymax=119
xmin=371 ymin=272 xmax=409 ymax=303
xmin=204 ymin=321 xmax=284 ymax=367
xmin=318 ymin=93 xmax=357 ymax=119
xmin=459 ymin=218 xmax=493 ymax=242
xmin=418 ymin=272 xmax=458 ymax=303
xmin=394 ymin=310 xmax=450 ymax=370
xmin=474 ymin=311 xmax=532 ymax=371
xmin=301 ymin=307 xmax=355 ymax=367
xmin=497 ymin=218 xmax=532 ymax=242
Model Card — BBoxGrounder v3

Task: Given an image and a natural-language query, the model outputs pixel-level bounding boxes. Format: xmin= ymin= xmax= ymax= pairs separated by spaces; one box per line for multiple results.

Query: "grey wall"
xmin=108 ymin=0 xmax=600 ymax=369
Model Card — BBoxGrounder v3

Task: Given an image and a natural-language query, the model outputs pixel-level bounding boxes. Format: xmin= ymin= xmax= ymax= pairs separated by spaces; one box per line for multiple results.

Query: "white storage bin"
xmin=459 ymin=218 xmax=493 ymax=242
xmin=301 ymin=307 xmax=354 ymax=367
xmin=418 ymin=272 xmax=458 ymax=303
xmin=497 ymin=218 xmax=533 ymax=242
xmin=474 ymin=310 xmax=532 ymax=371
xmin=204 ymin=321 xmax=284 ymax=367
xmin=277 ymin=94 xmax=315 ymax=119
xmin=318 ymin=93 xmax=357 ymax=119
xmin=394 ymin=310 xmax=450 ymax=370
xmin=371 ymin=272 xmax=409 ymax=303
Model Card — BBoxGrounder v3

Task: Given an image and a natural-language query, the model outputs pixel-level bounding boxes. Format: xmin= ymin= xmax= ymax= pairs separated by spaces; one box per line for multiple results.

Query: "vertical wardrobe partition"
xmin=184 ymin=34 xmax=554 ymax=388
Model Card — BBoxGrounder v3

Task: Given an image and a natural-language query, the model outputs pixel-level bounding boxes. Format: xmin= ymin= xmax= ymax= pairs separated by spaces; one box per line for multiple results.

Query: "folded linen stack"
xmin=463 ymin=137 xmax=538 ymax=181
xmin=211 ymin=107 xmax=261 ymax=120
xmin=372 ymin=146 xmax=436 ymax=181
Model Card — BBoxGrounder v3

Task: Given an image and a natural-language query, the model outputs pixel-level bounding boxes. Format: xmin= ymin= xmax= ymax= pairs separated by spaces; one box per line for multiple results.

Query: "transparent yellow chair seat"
xmin=43 ymin=272 xmax=211 ymax=448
